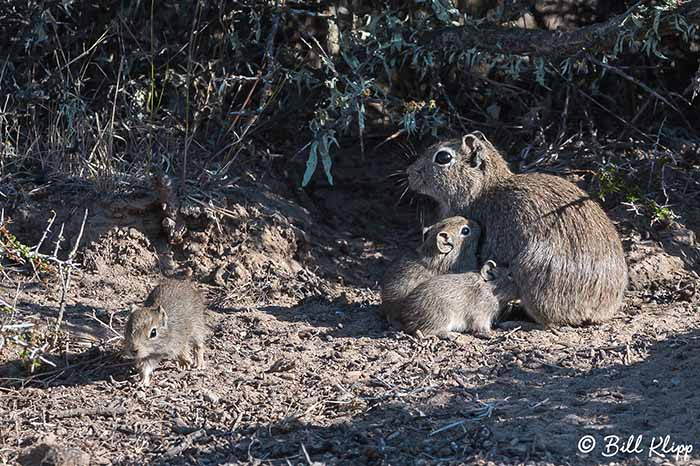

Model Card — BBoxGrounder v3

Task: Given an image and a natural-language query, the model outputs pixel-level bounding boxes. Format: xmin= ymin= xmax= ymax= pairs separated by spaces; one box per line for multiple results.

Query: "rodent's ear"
xmin=128 ymin=303 xmax=137 ymax=314
xmin=157 ymin=305 xmax=168 ymax=328
xmin=436 ymin=231 xmax=454 ymax=254
xmin=461 ymin=134 xmax=485 ymax=169
xmin=480 ymin=260 xmax=499 ymax=281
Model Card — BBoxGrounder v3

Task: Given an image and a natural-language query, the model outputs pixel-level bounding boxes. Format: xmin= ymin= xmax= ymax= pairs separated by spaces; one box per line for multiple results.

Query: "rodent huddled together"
xmin=400 ymin=260 xmax=516 ymax=337
xmin=406 ymin=131 xmax=628 ymax=326
xmin=380 ymin=216 xmax=480 ymax=310
xmin=381 ymin=216 xmax=516 ymax=337
xmin=124 ymin=279 xmax=208 ymax=386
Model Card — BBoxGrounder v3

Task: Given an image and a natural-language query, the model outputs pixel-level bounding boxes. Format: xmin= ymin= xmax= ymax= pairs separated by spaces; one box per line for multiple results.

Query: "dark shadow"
xmin=7 ymin=300 xmax=119 ymax=341
xmin=148 ymin=327 xmax=700 ymax=465
xmin=216 ymin=294 xmax=540 ymax=340
xmin=217 ymin=294 xmax=394 ymax=340
xmin=0 ymin=347 xmax=132 ymax=388
xmin=0 ymin=301 xmax=134 ymax=388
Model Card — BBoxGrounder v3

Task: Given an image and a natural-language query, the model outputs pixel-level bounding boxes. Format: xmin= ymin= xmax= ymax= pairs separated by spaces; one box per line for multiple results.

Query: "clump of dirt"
xmin=83 ymin=227 xmax=160 ymax=278
xmin=627 ymin=241 xmax=688 ymax=289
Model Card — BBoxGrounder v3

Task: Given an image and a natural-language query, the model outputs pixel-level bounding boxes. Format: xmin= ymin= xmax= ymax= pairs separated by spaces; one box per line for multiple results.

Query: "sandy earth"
xmin=1 ymin=157 xmax=699 ymax=466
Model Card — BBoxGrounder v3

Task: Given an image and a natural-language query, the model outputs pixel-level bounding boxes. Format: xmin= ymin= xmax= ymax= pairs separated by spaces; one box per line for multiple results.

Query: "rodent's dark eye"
xmin=433 ymin=150 xmax=453 ymax=166
xmin=460 ymin=226 xmax=471 ymax=237
xmin=149 ymin=327 xmax=157 ymax=339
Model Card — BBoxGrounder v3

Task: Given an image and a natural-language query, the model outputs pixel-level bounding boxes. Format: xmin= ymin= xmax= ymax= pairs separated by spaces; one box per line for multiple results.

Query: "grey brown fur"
xmin=407 ymin=132 xmax=628 ymax=326
xmin=380 ymin=216 xmax=480 ymax=326
xmin=124 ymin=279 xmax=208 ymax=385
xmin=399 ymin=261 xmax=517 ymax=337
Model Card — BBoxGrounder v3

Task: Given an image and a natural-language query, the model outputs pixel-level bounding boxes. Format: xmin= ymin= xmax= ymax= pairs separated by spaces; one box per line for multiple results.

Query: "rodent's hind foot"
xmin=471 ymin=329 xmax=492 ymax=339
xmin=194 ymin=345 xmax=206 ymax=369
xmin=413 ymin=329 xmax=461 ymax=342
xmin=435 ymin=331 xmax=460 ymax=342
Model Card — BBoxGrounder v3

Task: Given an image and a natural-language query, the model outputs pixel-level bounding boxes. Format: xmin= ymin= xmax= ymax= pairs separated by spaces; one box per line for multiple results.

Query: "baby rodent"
xmin=123 ymin=279 xmax=208 ymax=385
xmin=407 ymin=132 xmax=627 ymax=326
xmin=380 ymin=216 xmax=480 ymax=326
xmin=399 ymin=260 xmax=517 ymax=337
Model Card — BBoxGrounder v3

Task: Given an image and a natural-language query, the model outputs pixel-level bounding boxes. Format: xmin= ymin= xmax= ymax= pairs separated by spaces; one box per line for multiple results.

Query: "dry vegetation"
xmin=1 ymin=0 xmax=700 ymax=465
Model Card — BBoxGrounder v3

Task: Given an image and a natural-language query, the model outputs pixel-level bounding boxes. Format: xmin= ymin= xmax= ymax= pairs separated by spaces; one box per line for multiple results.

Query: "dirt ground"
xmin=1 ymin=152 xmax=700 ymax=466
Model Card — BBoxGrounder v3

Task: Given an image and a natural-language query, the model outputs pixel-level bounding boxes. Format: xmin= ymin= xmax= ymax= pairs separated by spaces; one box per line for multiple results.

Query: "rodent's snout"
xmin=406 ymin=163 xmax=421 ymax=189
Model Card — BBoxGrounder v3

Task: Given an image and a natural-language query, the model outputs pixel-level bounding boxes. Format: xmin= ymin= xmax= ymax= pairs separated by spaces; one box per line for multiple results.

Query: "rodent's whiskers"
xmin=398 ymin=141 xmax=417 ymax=160
xmin=387 ymin=170 xmax=407 ymax=179
xmin=396 ymin=184 xmax=411 ymax=206
xmin=389 ymin=169 xmax=409 ymax=191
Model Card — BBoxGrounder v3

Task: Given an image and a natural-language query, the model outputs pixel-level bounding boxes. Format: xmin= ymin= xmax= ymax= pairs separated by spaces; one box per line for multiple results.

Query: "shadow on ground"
xmin=154 ymin=328 xmax=700 ymax=465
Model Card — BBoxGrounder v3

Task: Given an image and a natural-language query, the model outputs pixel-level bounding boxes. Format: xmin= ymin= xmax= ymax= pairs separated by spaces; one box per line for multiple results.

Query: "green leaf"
xmin=302 ymin=142 xmax=319 ymax=187
xmin=321 ymin=148 xmax=334 ymax=186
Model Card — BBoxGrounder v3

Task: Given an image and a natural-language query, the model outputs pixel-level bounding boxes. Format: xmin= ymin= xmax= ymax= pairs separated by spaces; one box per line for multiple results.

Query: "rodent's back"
xmin=471 ymin=173 xmax=627 ymax=324
xmin=380 ymin=253 xmax=434 ymax=303
xmin=146 ymin=279 xmax=207 ymax=340
xmin=380 ymin=252 xmax=437 ymax=326
xmin=473 ymin=173 xmax=624 ymax=262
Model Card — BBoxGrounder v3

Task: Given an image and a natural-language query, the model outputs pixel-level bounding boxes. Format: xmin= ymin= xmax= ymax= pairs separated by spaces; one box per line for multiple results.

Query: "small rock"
xmin=172 ymin=416 xmax=196 ymax=434
xmin=384 ymin=351 xmax=403 ymax=364
xmin=343 ymin=371 xmax=364 ymax=384
xmin=267 ymin=358 xmax=296 ymax=373
xmin=232 ymin=263 xmax=251 ymax=283
xmin=212 ymin=265 xmax=227 ymax=287
xmin=203 ymin=390 xmax=220 ymax=404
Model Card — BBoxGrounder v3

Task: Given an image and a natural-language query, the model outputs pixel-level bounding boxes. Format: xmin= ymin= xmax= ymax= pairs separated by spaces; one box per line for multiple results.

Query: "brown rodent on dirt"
xmin=399 ymin=260 xmax=517 ymax=337
xmin=407 ymin=131 xmax=627 ymax=326
xmin=380 ymin=216 xmax=480 ymax=326
xmin=123 ymin=279 xmax=208 ymax=385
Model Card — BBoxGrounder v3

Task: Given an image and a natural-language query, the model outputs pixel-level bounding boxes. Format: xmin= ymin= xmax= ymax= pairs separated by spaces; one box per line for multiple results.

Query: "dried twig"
xmin=586 ymin=55 xmax=692 ymax=129
xmin=163 ymin=429 xmax=205 ymax=458
xmin=55 ymin=209 xmax=89 ymax=332
xmin=10 ymin=336 xmax=57 ymax=369
xmin=53 ymin=406 xmax=126 ymax=419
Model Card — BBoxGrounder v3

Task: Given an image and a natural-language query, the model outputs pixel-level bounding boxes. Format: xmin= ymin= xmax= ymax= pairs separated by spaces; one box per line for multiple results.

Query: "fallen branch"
xmin=426 ymin=1 xmax=700 ymax=61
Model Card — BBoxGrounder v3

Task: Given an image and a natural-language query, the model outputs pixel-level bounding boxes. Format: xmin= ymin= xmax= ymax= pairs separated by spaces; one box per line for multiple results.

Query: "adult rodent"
xmin=380 ymin=216 xmax=480 ymax=326
xmin=123 ymin=279 xmax=208 ymax=385
xmin=407 ymin=132 xmax=627 ymax=326
xmin=399 ymin=260 xmax=517 ymax=337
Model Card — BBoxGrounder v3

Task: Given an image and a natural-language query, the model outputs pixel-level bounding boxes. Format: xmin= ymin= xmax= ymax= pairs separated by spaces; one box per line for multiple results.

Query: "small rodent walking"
xmin=380 ymin=216 xmax=480 ymax=326
xmin=123 ymin=279 xmax=208 ymax=386
xmin=399 ymin=260 xmax=517 ymax=337
xmin=407 ymin=132 xmax=628 ymax=326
